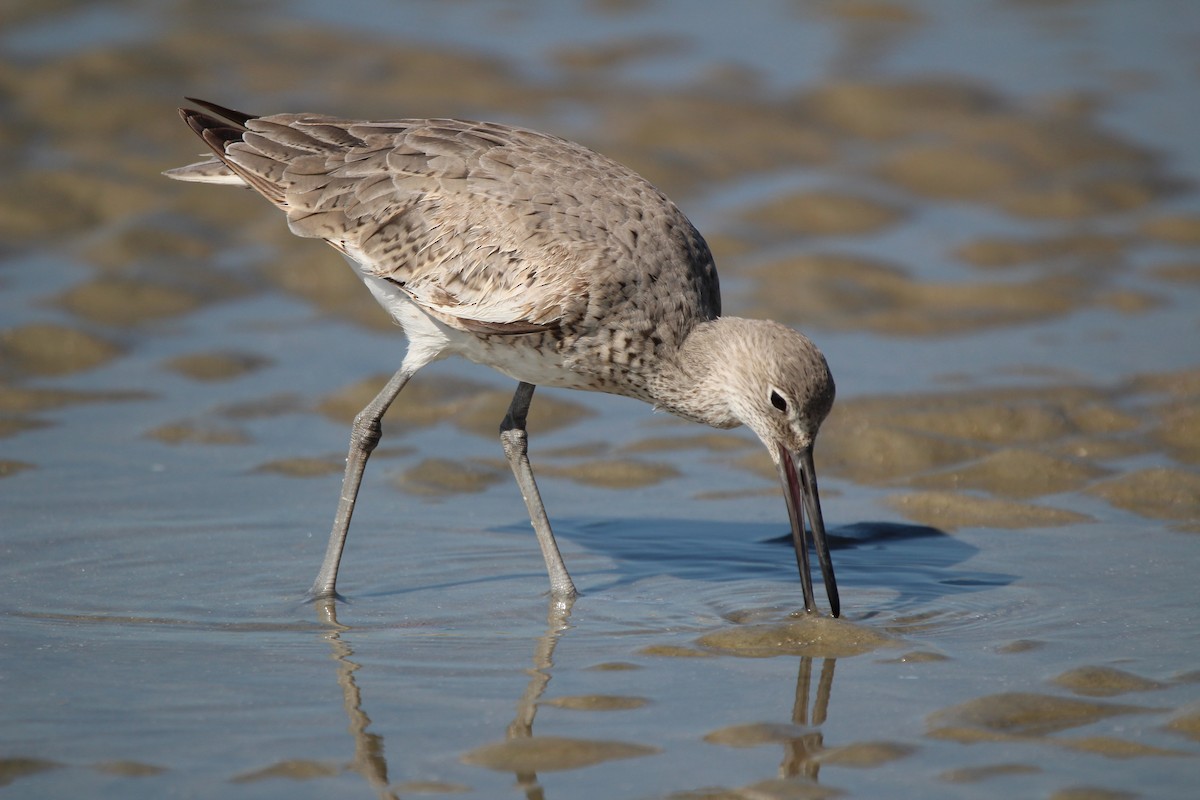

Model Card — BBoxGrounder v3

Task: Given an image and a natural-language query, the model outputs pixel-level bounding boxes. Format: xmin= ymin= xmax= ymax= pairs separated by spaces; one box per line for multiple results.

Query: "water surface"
xmin=2 ymin=1 xmax=1198 ymax=798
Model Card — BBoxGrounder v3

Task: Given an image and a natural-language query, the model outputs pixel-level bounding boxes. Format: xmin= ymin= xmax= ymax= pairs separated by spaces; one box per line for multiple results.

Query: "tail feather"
xmin=166 ymin=99 xmax=286 ymax=205
xmin=162 ymin=157 xmax=245 ymax=185
xmin=183 ymin=97 xmax=255 ymax=128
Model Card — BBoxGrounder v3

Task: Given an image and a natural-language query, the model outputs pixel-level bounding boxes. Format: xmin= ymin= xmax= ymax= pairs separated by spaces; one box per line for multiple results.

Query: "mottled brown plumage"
xmin=167 ymin=98 xmax=839 ymax=615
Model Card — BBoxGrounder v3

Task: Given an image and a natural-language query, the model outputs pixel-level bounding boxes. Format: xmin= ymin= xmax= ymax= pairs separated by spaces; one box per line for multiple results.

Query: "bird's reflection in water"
xmin=782 ymin=656 xmax=836 ymax=782
xmin=314 ymin=597 xmax=576 ymax=800
xmin=504 ymin=598 xmax=574 ymax=800
xmin=315 ymin=598 xmax=398 ymax=800
xmin=699 ymin=618 xmax=853 ymax=796
xmin=315 ymin=597 xmax=844 ymax=798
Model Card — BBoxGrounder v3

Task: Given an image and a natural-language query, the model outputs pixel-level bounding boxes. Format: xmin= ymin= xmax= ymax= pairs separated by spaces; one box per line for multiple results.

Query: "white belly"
xmin=357 ymin=271 xmax=596 ymax=391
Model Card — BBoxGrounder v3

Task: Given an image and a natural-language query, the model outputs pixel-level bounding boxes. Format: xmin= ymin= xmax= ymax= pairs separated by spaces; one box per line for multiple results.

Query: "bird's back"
xmin=169 ymin=106 xmax=721 ymax=396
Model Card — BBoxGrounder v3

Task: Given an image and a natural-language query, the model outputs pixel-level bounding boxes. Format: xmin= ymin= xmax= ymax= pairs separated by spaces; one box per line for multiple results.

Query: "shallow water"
xmin=2 ymin=1 xmax=1199 ymax=798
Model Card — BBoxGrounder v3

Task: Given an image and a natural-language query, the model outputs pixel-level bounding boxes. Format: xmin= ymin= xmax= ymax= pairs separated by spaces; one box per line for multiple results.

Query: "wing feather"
xmin=170 ymin=102 xmax=719 ymax=341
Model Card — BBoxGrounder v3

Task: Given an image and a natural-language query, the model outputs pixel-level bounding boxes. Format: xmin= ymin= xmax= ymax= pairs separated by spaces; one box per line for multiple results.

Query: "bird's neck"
xmin=648 ymin=318 xmax=743 ymax=430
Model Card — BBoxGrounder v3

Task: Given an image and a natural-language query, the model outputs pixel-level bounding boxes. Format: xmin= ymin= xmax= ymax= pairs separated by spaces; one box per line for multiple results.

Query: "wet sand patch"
xmin=391 ymin=780 xmax=472 ymax=794
xmin=215 ymin=393 xmax=309 ymax=420
xmin=541 ymin=694 xmax=649 ymax=711
xmin=79 ymin=221 xmax=218 ymax=273
xmin=803 ymin=410 xmax=988 ymax=486
xmin=750 ymin=252 xmax=1091 ymax=335
xmin=712 ymin=776 xmax=841 ymax=799
xmin=0 ymin=384 xmax=149 ymax=413
xmin=999 ymin=175 xmax=1169 ymax=220
xmin=703 ymin=722 xmax=814 ymax=748
xmin=599 ymin=92 xmax=836 ymax=197
xmin=259 ymin=244 xmax=397 ymax=332
xmin=145 ymin=419 xmax=251 ymax=446
xmin=550 ymin=34 xmax=689 ymax=72
xmin=1130 ymin=367 xmax=1200 ymax=399
xmin=1049 ymin=788 xmax=1138 ymax=800
xmin=540 ymin=458 xmax=680 ymax=489
xmin=878 ymin=650 xmax=949 ymax=664
xmin=740 ymin=190 xmax=905 ymax=237
xmin=909 ymin=449 xmax=1110 ymax=499
xmin=697 ymin=615 xmax=899 ymax=658
xmin=927 ymin=692 xmax=1157 ymax=738
xmin=0 ymin=169 xmax=159 ymax=243
xmin=619 ymin=433 xmax=755 ymax=455
xmin=317 ymin=373 xmax=593 ymax=437
xmin=812 ymin=378 xmax=1191 ymax=529
xmin=1050 ymin=666 xmax=1168 ymax=698
xmin=882 ymin=395 xmax=1093 ymax=444
xmin=0 ymin=758 xmax=62 ymax=786
xmin=1163 ymin=704 xmax=1200 ymax=742
xmin=813 ymin=740 xmax=915 ymax=767
xmin=254 ymin=456 xmax=344 ymax=478
xmin=461 ymin=736 xmax=659 ymax=772
xmin=0 ymin=417 xmax=50 ymax=439
xmin=1140 ymin=213 xmax=1200 ymax=246
xmin=585 ymin=661 xmax=642 ymax=672
xmin=1055 ymin=735 xmax=1190 ymax=759
xmin=886 ymin=491 xmax=1090 ymax=530
xmin=164 ymin=351 xmax=271 ymax=381
xmin=91 ymin=760 xmax=167 ymax=777
xmin=940 ymin=763 xmax=1041 ymax=783
xmin=537 ymin=441 xmax=612 ymax=459
xmin=880 ymin=143 xmax=1024 ymax=200
xmin=802 ymin=79 xmax=1000 ymax=141
xmin=1096 ymin=288 xmax=1164 ymax=315
xmin=638 ymin=644 xmax=714 ymax=659
xmin=800 ymin=78 xmax=1169 ymax=225
xmin=317 ymin=374 xmax=488 ymax=427
xmin=1148 ymin=261 xmax=1200 ymax=284
xmin=0 ymin=460 xmax=35 ymax=479
xmin=1 ymin=323 xmax=122 ymax=377
xmin=1088 ymin=468 xmax=1200 ymax=523
xmin=817 ymin=1 xmax=925 ymax=24
xmin=232 ymin=759 xmax=342 ymax=782
xmin=54 ymin=275 xmax=248 ymax=327
xmin=395 ymin=457 xmax=505 ymax=496
xmin=1153 ymin=404 xmax=1200 ymax=465
xmin=955 ymin=233 xmax=1126 ymax=270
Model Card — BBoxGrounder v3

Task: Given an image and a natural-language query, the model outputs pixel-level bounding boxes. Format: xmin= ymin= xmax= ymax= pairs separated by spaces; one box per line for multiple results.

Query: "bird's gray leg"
xmin=500 ymin=382 xmax=577 ymax=598
xmin=309 ymin=364 xmax=416 ymax=600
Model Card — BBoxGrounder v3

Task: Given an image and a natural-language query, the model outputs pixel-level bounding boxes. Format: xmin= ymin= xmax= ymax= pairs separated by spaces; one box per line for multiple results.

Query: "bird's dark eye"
xmin=770 ymin=390 xmax=788 ymax=412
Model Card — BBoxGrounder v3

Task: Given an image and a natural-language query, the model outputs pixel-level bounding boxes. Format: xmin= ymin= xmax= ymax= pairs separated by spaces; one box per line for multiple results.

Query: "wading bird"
xmin=167 ymin=98 xmax=839 ymax=615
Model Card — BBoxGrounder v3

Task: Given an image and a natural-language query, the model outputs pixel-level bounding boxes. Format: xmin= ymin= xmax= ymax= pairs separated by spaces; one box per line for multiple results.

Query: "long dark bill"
xmin=776 ymin=444 xmax=840 ymax=617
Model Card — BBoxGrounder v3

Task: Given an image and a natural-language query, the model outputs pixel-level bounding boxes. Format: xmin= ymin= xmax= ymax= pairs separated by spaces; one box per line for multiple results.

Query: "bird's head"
xmin=721 ymin=319 xmax=839 ymax=617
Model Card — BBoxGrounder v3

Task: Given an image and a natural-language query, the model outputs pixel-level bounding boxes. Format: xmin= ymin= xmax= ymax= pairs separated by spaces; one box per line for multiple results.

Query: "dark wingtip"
xmin=177 ymin=104 xmax=249 ymax=156
xmin=178 ymin=106 xmax=209 ymax=138
xmin=182 ymin=97 xmax=257 ymax=128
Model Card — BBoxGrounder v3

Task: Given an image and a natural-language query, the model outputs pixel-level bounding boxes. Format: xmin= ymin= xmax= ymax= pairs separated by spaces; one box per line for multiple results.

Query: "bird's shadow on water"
xmin=494 ymin=517 xmax=1013 ymax=609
